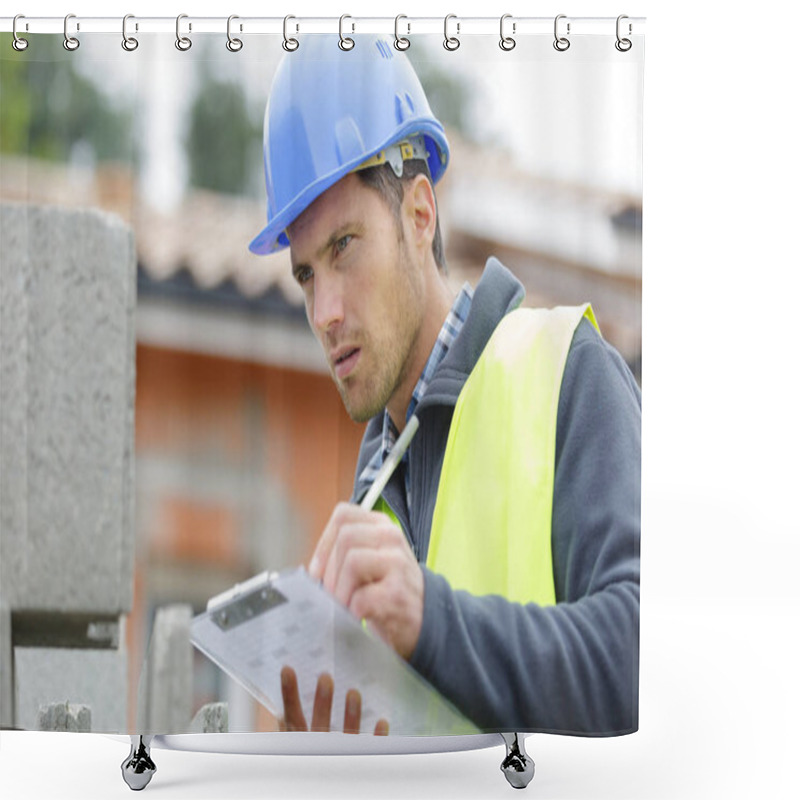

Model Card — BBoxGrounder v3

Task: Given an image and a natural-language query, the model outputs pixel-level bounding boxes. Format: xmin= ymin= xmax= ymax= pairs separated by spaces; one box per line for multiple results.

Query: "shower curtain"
xmin=0 ymin=8 xmax=644 ymax=777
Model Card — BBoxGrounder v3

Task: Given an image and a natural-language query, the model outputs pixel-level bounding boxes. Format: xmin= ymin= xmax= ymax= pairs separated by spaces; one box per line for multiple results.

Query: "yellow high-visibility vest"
xmin=425 ymin=304 xmax=599 ymax=606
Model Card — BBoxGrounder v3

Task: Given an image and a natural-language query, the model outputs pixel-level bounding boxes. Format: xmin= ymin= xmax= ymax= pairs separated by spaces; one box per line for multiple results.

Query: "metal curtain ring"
xmin=122 ymin=14 xmax=138 ymax=51
xmin=394 ymin=14 xmax=410 ymax=51
xmin=12 ymin=14 xmax=29 ymax=51
xmin=282 ymin=15 xmax=299 ymax=51
xmin=499 ymin=14 xmax=515 ymax=51
xmin=175 ymin=13 xmax=192 ymax=51
xmin=443 ymin=14 xmax=460 ymax=51
xmin=63 ymin=13 xmax=80 ymax=51
xmin=615 ymin=15 xmax=632 ymax=52
xmin=226 ymin=14 xmax=243 ymax=52
xmin=553 ymin=14 xmax=570 ymax=51
xmin=339 ymin=15 xmax=354 ymax=50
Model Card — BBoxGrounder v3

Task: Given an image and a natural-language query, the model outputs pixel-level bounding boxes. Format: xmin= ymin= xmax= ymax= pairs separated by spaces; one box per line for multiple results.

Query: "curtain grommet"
xmin=394 ymin=14 xmax=410 ymax=51
xmin=282 ymin=15 xmax=299 ymax=52
xmin=339 ymin=15 xmax=355 ymax=51
xmin=175 ymin=13 xmax=192 ymax=51
xmin=12 ymin=14 xmax=29 ymax=51
xmin=444 ymin=14 xmax=460 ymax=51
xmin=499 ymin=14 xmax=516 ymax=51
xmin=63 ymin=14 xmax=80 ymax=51
xmin=121 ymin=13 xmax=138 ymax=51
xmin=226 ymin=15 xmax=243 ymax=52
xmin=553 ymin=14 xmax=571 ymax=52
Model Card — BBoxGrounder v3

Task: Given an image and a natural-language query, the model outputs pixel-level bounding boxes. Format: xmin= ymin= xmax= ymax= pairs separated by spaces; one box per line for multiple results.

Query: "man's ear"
xmin=403 ymin=174 xmax=437 ymax=257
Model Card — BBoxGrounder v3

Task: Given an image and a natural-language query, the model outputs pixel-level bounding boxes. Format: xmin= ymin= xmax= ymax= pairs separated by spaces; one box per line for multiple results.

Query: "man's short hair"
xmin=355 ymin=159 xmax=447 ymax=274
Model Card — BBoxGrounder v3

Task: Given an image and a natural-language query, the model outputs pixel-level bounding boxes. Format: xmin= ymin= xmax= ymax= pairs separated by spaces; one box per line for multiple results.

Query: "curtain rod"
xmin=1 ymin=15 xmax=646 ymax=37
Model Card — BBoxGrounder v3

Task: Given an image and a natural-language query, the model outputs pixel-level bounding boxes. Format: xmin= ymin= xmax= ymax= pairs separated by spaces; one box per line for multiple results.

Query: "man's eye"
xmin=335 ymin=235 xmax=352 ymax=254
xmin=295 ymin=267 xmax=313 ymax=285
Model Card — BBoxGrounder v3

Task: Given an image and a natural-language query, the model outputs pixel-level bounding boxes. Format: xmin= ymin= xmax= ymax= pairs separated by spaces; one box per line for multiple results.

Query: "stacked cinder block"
xmin=0 ymin=203 xmax=136 ymax=732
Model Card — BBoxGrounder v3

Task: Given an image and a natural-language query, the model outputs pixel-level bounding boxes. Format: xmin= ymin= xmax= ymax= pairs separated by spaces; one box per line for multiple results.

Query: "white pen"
xmin=359 ymin=414 xmax=420 ymax=511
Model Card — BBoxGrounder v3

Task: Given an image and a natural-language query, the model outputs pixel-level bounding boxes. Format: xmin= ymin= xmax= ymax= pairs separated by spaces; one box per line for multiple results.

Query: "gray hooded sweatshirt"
xmin=351 ymin=258 xmax=641 ymax=735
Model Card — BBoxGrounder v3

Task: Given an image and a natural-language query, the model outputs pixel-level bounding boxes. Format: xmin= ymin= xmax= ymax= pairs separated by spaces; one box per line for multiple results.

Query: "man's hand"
xmin=309 ymin=502 xmax=424 ymax=661
xmin=278 ymin=666 xmax=389 ymax=735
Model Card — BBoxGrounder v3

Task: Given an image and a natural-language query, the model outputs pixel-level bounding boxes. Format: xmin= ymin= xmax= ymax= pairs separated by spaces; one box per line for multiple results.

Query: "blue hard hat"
xmin=249 ymin=35 xmax=450 ymax=255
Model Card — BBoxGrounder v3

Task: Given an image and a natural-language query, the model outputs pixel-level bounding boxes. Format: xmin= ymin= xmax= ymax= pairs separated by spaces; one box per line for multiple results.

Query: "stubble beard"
xmin=338 ymin=319 xmax=420 ymax=423
xmin=338 ymin=241 xmax=424 ymax=424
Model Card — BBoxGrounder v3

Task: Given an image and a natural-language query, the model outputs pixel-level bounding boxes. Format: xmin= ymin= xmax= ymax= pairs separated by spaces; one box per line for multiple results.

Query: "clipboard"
xmin=190 ymin=567 xmax=480 ymax=736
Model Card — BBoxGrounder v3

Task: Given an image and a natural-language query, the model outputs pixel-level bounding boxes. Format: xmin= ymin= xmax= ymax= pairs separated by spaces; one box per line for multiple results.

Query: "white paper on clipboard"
xmin=189 ymin=567 xmax=480 ymax=736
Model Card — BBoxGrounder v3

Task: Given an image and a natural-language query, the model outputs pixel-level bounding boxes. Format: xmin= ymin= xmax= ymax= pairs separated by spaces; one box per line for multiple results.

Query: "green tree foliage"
xmin=0 ymin=41 xmax=31 ymax=156
xmin=0 ymin=34 xmax=132 ymax=162
xmin=407 ymin=54 xmax=473 ymax=141
xmin=186 ymin=68 xmax=260 ymax=196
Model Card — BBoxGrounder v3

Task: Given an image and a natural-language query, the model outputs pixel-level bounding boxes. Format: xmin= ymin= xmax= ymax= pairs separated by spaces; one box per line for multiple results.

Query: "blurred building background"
xmin=0 ymin=33 xmax=641 ymax=732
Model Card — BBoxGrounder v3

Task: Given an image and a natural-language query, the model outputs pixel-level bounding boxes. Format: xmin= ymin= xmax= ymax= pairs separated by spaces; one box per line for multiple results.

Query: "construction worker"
xmin=250 ymin=35 xmax=640 ymax=737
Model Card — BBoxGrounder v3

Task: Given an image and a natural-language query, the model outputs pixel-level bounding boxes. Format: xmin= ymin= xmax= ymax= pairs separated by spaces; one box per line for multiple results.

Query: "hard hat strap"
xmin=353 ymin=135 xmax=429 ymax=178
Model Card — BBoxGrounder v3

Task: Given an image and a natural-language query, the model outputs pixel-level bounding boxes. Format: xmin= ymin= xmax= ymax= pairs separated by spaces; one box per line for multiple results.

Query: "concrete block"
xmin=0 ymin=601 xmax=11 ymax=727
xmin=14 ymin=646 xmax=126 ymax=732
xmin=0 ymin=207 xmax=29 ymax=611
xmin=138 ymin=605 xmax=193 ymax=734
xmin=190 ymin=702 xmax=229 ymax=733
xmin=37 ymin=701 xmax=91 ymax=732
xmin=0 ymin=202 xmax=136 ymax=613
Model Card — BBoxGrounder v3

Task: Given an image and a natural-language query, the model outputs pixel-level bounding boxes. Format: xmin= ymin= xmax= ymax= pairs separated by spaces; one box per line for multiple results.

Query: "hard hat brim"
xmin=249 ymin=126 xmax=449 ymax=256
xmin=248 ymin=169 xmax=344 ymax=255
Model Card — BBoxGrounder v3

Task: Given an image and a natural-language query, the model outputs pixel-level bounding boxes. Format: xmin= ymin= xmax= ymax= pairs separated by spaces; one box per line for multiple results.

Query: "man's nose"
xmin=311 ymin=272 xmax=344 ymax=334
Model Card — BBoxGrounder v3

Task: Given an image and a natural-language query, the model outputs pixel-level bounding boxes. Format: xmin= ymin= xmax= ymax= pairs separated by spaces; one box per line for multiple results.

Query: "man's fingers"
xmin=281 ymin=670 xmax=387 ymax=736
xmin=310 ymin=673 xmax=334 ymax=732
xmin=310 ymin=504 xmax=389 ymax=581
xmin=323 ymin=520 xmax=405 ymax=595
xmin=282 ymin=669 xmax=386 ymax=736
xmin=280 ymin=666 xmax=308 ymax=732
xmin=310 ymin=503 xmax=359 ymax=580
xmin=343 ymin=689 xmax=361 ymax=734
xmin=331 ymin=544 xmax=395 ymax=607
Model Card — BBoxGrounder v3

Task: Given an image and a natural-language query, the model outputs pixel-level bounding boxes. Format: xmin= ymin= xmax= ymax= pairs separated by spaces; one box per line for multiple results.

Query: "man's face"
xmin=287 ymin=173 xmax=425 ymax=423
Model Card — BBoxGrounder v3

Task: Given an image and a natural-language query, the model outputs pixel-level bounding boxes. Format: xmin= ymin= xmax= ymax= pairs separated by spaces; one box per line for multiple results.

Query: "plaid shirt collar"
xmin=359 ymin=283 xmax=474 ymax=489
